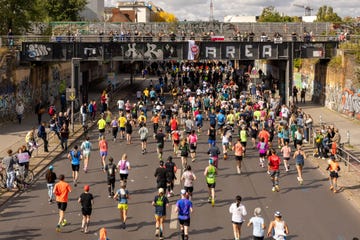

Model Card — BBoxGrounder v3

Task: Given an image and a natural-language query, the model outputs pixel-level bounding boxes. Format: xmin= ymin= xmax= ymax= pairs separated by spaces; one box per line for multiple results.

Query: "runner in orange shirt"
xmin=99 ymin=136 xmax=108 ymax=169
xmin=151 ymin=114 xmax=160 ymax=136
xmin=233 ymin=138 xmax=245 ymax=174
xmin=54 ymin=174 xmax=72 ymax=232
xmin=258 ymin=128 xmax=270 ymax=145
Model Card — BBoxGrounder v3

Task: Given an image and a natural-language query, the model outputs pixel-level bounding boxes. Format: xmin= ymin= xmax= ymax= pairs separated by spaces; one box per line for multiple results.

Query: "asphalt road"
xmin=0 ymin=88 xmax=359 ymax=240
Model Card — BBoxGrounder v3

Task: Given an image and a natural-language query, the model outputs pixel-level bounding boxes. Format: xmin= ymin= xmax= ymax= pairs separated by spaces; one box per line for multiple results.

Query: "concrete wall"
xmin=298 ymin=54 xmax=360 ymax=120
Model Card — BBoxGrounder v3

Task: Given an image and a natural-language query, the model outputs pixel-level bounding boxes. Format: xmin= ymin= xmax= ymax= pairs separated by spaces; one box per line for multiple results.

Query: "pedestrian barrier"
xmin=336 ymin=144 xmax=360 ymax=172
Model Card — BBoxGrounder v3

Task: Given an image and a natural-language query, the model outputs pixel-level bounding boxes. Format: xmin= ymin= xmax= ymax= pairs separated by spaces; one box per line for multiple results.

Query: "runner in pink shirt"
xmin=280 ymin=141 xmax=291 ymax=172
xmin=188 ymin=130 xmax=198 ymax=162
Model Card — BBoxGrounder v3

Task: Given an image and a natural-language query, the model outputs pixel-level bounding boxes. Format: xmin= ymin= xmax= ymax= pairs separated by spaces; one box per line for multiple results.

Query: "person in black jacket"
xmin=45 ymin=165 xmax=57 ymax=203
xmin=154 ymin=161 xmax=167 ymax=191
xmin=165 ymin=156 xmax=177 ymax=197
xmin=38 ymin=121 xmax=49 ymax=152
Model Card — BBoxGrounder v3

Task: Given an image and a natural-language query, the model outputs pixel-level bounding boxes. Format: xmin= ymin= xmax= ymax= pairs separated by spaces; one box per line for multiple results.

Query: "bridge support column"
xmin=285 ymin=42 xmax=294 ymax=106
xmin=71 ymin=58 xmax=81 ymax=133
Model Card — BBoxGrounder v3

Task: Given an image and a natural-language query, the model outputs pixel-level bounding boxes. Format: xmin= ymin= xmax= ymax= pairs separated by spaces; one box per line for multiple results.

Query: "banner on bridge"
xmin=21 ymin=41 xmax=337 ymax=62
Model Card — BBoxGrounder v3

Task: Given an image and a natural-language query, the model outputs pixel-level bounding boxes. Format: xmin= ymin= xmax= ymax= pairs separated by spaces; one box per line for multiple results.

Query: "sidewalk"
xmin=300 ymin=102 xmax=360 ymax=212
xmin=0 ymin=74 xmax=146 ymax=206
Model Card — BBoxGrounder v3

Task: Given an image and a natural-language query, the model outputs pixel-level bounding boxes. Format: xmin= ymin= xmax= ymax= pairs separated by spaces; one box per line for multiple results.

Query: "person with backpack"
xmin=104 ymin=157 xmax=117 ymax=198
xmin=152 ymin=188 xmax=169 ymax=239
xmin=117 ymin=153 xmax=131 ymax=186
xmin=67 ymin=145 xmax=83 ymax=187
xmin=113 ymin=182 xmax=129 ymax=229
xmin=80 ymin=136 xmax=92 ymax=173
xmin=38 ymin=122 xmax=49 ymax=152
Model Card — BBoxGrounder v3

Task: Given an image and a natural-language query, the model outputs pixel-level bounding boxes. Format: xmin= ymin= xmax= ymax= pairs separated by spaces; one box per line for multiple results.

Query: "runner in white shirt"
xmin=80 ymin=136 xmax=92 ymax=173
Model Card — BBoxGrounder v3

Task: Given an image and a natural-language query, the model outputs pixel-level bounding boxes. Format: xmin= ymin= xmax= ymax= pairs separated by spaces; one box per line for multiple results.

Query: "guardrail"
xmin=0 ymin=34 xmax=345 ymax=50
xmin=336 ymin=144 xmax=360 ymax=172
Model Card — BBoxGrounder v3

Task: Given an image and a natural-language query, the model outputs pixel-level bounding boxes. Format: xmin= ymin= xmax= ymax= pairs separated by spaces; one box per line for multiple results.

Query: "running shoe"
xmin=237 ymin=167 xmax=241 ymax=174
xmin=208 ymin=197 xmax=212 ymax=203
xmin=272 ymin=187 xmax=276 ymax=192
xmin=211 ymin=198 xmax=215 ymax=207
xmin=56 ymin=225 xmax=61 ymax=232
xmin=61 ymin=219 xmax=67 ymax=226
xmin=155 ymin=228 xmax=160 ymax=237
xmin=122 ymin=222 xmax=126 ymax=229
xmin=275 ymin=185 xmax=280 ymax=192
xmin=330 ymin=186 xmax=334 ymax=190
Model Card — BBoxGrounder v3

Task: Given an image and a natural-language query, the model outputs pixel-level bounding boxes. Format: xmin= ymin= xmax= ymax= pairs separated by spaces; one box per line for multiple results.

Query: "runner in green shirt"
xmin=204 ymin=159 xmax=217 ymax=207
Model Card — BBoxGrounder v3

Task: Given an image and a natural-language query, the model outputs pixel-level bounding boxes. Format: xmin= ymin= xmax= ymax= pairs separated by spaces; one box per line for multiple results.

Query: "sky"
xmin=105 ymin=0 xmax=359 ymax=21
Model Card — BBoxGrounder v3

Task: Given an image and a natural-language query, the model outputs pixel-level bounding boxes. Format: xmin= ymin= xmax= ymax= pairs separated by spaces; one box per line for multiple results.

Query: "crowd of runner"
xmin=1 ymin=61 xmax=344 ymax=240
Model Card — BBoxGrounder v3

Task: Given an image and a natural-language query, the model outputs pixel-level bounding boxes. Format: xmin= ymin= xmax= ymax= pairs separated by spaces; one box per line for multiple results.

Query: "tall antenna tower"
xmin=209 ymin=0 xmax=214 ymax=21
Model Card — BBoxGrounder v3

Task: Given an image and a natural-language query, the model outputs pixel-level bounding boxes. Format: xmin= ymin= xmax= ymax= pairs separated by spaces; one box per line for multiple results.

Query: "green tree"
xmin=0 ymin=0 xmax=44 ymax=34
xmin=43 ymin=0 xmax=87 ymax=21
xmin=258 ymin=6 xmax=294 ymax=22
xmin=316 ymin=5 xmax=342 ymax=22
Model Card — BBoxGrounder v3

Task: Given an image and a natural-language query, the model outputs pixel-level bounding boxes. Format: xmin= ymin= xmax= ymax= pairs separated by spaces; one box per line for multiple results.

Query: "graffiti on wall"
xmin=340 ymin=88 xmax=360 ymax=119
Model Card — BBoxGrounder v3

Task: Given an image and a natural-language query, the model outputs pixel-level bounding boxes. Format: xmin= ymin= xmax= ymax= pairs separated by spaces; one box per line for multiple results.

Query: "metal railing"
xmin=336 ymin=144 xmax=360 ymax=172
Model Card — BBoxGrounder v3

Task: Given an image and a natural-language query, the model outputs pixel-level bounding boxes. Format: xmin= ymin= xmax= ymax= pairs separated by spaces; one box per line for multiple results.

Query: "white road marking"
xmin=175 ymin=170 xmax=181 ymax=185
xmin=169 ymin=204 xmax=178 ymax=229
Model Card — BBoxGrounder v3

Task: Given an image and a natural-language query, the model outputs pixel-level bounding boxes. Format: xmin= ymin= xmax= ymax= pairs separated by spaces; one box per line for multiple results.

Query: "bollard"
xmin=347 ymin=130 xmax=350 ymax=145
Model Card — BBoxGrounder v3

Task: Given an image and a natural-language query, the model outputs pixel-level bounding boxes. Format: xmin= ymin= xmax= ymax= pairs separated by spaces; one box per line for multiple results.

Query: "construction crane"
xmin=210 ymin=0 xmax=214 ymax=22
xmin=293 ymin=3 xmax=313 ymax=16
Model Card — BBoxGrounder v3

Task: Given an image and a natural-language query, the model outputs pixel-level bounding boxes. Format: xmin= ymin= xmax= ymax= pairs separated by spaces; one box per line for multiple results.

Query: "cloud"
xmin=105 ymin=0 xmax=359 ymax=20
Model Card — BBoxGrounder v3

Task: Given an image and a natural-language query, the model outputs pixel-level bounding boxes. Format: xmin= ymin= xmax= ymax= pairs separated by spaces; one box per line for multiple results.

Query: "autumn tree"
xmin=153 ymin=11 xmax=178 ymax=22
xmin=316 ymin=5 xmax=342 ymax=22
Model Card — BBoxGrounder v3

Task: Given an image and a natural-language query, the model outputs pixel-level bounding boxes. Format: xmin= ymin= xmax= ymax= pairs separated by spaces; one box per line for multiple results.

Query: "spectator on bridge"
xmin=260 ymin=32 xmax=268 ymax=42
xmin=291 ymin=32 xmax=298 ymax=41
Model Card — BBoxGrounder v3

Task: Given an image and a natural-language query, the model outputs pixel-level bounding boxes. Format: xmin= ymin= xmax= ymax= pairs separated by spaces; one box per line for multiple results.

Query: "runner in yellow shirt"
xmin=118 ymin=114 xmax=127 ymax=140
xmin=97 ymin=115 xmax=106 ymax=139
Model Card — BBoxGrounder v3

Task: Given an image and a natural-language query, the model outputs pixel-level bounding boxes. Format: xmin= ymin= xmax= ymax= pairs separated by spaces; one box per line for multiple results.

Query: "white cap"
xmin=180 ymin=189 xmax=186 ymax=195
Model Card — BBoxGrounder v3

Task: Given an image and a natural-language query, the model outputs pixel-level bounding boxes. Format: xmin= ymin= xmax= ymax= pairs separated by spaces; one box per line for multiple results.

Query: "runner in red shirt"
xmin=170 ymin=116 xmax=178 ymax=131
xmin=267 ymin=148 xmax=281 ymax=192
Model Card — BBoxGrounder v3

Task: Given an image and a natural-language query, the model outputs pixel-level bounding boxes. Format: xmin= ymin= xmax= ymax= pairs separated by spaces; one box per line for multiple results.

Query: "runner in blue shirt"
xmin=175 ymin=189 xmax=193 ymax=240
xmin=67 ymin=145 xmax=82 ymax=187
